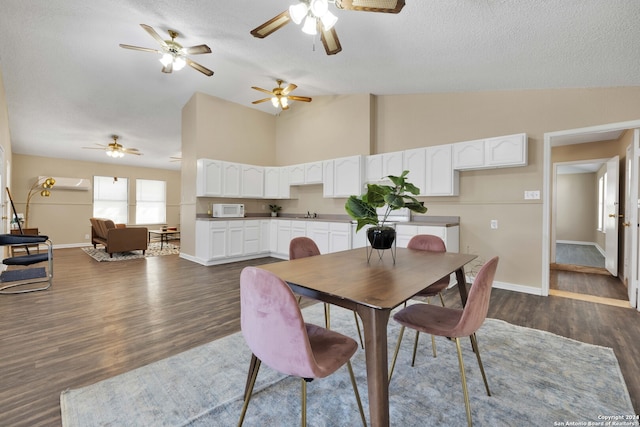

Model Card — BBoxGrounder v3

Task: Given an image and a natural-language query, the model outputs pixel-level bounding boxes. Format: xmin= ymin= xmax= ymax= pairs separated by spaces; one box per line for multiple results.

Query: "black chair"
xmin=0 ymin=234 xmax=53 ymax=294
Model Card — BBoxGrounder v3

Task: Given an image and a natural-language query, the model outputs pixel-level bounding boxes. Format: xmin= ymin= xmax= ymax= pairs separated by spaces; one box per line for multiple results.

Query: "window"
xmin=597 ymin=173 xmax=606 ymax=232
xmin=136 ymin=179 xmax=166 ymax=225
xmin=93 ymin=176 xmax=128 ymax=224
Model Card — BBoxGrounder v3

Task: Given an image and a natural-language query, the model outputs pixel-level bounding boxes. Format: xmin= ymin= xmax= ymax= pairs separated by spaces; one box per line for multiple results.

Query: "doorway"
xmin=543 ymin=120 xmax=640 ymax=311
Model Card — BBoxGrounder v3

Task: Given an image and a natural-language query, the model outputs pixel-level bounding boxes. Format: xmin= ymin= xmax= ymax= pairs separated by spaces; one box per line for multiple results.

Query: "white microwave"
xmin=211 ymin=203 xmax=245 ymax=218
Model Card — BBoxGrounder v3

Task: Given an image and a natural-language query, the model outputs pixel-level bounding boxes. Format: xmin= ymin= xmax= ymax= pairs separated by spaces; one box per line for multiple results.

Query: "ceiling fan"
xmin=250 ymin=0 xmax=405 ymax=55
xmin=82 ymin=135 xmax=142 ymax=158
xmin=252 ymin=80 xmax=312 ymax=111
xmin=119 ymin=24 xmax=214 ymax=76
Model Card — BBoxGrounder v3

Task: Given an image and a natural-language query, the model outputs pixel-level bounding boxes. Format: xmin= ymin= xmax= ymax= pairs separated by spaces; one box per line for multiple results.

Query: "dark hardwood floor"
xmin=0 ymin=248 xmax=638 ymax=426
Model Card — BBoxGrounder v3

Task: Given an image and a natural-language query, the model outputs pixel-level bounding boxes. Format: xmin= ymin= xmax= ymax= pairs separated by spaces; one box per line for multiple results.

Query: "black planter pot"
xmin=367 ymin=226 xmax=396 ymax=250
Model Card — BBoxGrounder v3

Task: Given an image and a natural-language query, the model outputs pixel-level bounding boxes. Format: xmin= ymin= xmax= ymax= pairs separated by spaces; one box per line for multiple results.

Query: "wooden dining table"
xmin=256 ymin=246 xmax=477 ymax=427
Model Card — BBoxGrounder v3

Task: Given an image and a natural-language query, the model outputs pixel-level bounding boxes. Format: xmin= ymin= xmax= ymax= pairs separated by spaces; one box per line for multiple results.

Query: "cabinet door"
xmin=223 ymin=162 xmax=241 ymax=197
xmin=260 ymin=220 xmax=271 ymax=253
xmin=195 ymin=220 xmax=211 ymax=259
xmin=278 ymin=167 xmax=290 ymax=198
xmin=277 ymin=220 xmax=292 ymax=256
xmin=305 ymin=162 xmax=323 ymax=184
xmin=209 ymin=222 xmax=227 ymax=260
xmin=395 ymin=225 xmax=417 ymax=248
xmin=323 ymin=160 xmax=334 ymax=198
xmin=288 ymin=164 xmax=305 ymax=185
xmin=196 ymin=159 xmax=223 ymax=197
xmin=383 ymin=151 xmax=404 ymax=177
xmin=227 ymin=222 xmax=244 ymax=257
xmin=241 ymin=165 xmax=264 ymax=198
xmin=264 ymin=167 xmax=280 ymax=198
xmin=243 ymin=221 xmax=260 ymax=255
xmin=425 ymin=145 xmax=459 ymax=196
xmin=334 ymin=155 xmax=364 ymax=197
xmin=485 ymin=133 xmax=527 ymax=167
xmin=452 ymin=139 xmax=485 ymax=170
xmin=269 ymin=220 xmax=278 ymax=253
xmin=366 ymin=154 xmax=384 ymax=182
xmin=329 ymin=223 xmax=351 ymax=252
xmin=308 ymin=221 xmax=330 ymax=254
xmin=403 ymin=148 xmax=426 ymax=195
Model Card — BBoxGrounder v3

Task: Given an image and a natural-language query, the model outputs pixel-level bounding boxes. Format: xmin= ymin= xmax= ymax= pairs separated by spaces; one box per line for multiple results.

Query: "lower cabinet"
xmin=396 ymin=224 xmax=460 ymax=253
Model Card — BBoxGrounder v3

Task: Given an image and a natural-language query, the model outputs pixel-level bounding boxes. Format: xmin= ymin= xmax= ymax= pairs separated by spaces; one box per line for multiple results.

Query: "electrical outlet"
xmin=524 ymin=190 xmax=540 ymax=200
xmin=84 ymin=234 xmax=90 ymax=240
xmin=490 ymin=220 xmax=498 ymax=229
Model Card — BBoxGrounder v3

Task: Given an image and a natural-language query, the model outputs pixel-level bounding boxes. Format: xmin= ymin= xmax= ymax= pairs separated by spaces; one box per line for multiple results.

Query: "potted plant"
xmin=269 ymin=204 xmax=282 ymax=217
xmin=345 ymin=170 xmax=427 ymax=250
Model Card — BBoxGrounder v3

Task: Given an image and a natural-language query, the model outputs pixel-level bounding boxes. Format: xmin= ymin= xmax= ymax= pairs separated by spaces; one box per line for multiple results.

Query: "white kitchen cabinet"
xmin=243 ymin=220 xmax=260 ymax=255
xmin=196 ymin=159 xmax=223 ymax=197
xmin=260 ymin=220 xmax=271 ymax=253
xmin=227 ymin=221 xmax=244 ymax=257
xmin=241 ymin=165 xmax=264 ymax=198
xmin=403 ymin=147 xmax=427 ymax=195
xmin=366 ymin=152 xmax=403 ymax=182
xmin=269 ymin=220 xmax=278 ymax=253
xmin=223 ymin=162 xmax=242 ymax=197
xmin=452 ymin=139 xmax=485 ymax=170
xmin=276 ymin=220 xmax=292 ymax=256
xmin=291 ymin=220 xmax=307 ymax=240
xmin=265 ymin=167 xmax=291 ymax=199
xmin=195 ymin=220 xmax=228 ymax=261
xmin=288 ymin=164 xmax=305 ymax=185
xmin=322 ymin=160 xmax=335 ymax=197
xmin=395 ymin=224 xmax=460 ymax=253
xmin=305 ymin=161 xmax=323 ymax=184
xmin=485 ymin=133 xmax=527 ymax=168
xmin=308 ymin=221 xmax=330 ymax=253
xmin=424 ymin=145 xmax=459 ymax=196
xmin=323 ymin=155 xmax=365 ymax=198
xmin=329 ymin=222 xmax=351 ymax=252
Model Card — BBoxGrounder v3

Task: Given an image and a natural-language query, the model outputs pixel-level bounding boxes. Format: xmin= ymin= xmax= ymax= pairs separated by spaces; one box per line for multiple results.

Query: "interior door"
xmin=629 ymin=130 xmax=640 ymax=308
xmin=605 ymin=155 xmax=620 ymax=276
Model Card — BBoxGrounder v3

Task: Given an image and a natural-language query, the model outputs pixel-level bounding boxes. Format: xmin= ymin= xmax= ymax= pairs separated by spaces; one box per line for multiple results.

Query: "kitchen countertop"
xmin=196 ymin=214 xmax=460 ymax=227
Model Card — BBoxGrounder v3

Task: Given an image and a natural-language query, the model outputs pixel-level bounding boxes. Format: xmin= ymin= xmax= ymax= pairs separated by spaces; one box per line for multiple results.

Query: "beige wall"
xmin=0 ymin=70 xmax=13 ymax=232
xmin=11 ymin=154 xmax=180 ymax=246
xmin=556 ymin=173 xmax=597 ymax=242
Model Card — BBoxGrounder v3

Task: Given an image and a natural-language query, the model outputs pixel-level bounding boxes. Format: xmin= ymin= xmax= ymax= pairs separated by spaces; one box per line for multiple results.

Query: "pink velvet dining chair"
xmin=237 ymin=266 xmax=367 ymax=427
xmin=391 ymin=256 xmax=499 ymax=427
xmin=289 ymin=236 xmax=364 ymax=348
xmin=389 ymin=234 xmax=450 ymax=379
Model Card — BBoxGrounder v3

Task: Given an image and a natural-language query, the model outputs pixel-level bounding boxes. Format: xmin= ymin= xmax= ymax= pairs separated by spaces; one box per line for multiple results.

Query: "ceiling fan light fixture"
xmin=281 ymin=97 xmax=289 ymax=108
xmin=289 ymin=2 xmax=308 ymax=24
xmin=310 ymin=0 xmax=329 ymax=17
xmin=159 ymin=53 xmax=173 ymax=67
xmin=271 ymin=97 xmax=280 ymax=108
xmin=320 ymin=10 xmax=338 ymax=30
xmin=173 ymin=56 xmax=186 ymax=70
xmin=302 ymin=15 xmax=318 ymax=35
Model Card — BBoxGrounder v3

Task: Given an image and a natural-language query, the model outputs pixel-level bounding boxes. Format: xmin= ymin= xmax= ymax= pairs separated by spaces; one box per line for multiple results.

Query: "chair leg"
xmin=388 ymin=325 xmax=405 ymax=383
xmin=353 ymin=312 xmax=365 ymax=349
xmin=301 ymin=378 xmax=307 ymax=427
xmin=454 ymin=338 xmax=473 ymax=427
xmin=411 ymin=330 xmax=420 ymax=366
xmin=346 ymin=360 xmax=367 ymax=426
xmin=324 ymin=303 xmax=330 ymax=329
xmin=237 ymin=359 xmax=261 ymax=427
xmin=470 ymin=333 xmax=491 ymax=396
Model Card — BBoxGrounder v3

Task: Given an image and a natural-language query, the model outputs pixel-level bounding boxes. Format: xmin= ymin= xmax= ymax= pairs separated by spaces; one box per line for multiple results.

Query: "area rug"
xmin=81 ymin=242 xmax=180 ymax=262
xmin=60 ymin=304 xmax=634 ymax=426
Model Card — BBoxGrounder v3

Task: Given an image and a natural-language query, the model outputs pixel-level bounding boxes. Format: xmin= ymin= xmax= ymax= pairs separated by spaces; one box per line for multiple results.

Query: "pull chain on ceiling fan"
xmin=251 ymin=80 xmax=312 ymax=111
xmin=250 ymin=0 xmax=405 ymax=55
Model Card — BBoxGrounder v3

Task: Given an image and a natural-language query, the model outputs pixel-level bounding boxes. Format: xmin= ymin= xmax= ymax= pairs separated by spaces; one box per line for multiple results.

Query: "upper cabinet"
xmin=403 ymin=147 xmax=427 ymax=195
xmin=305 ymin=161 xmax=323 ymax=184
xmin=452 ymin=133 xmax=527 ymax=170
xmin=241 ymin=165 xmax=264 ymax=198
xmin=325 ymin=155 xmax=364 ymax=198
xmin=264 ymin=167 xmax=290 ymax=199
xmin=425 ymin=145 xmax=459 ymax=196
xmin=366 ymin=151 xmax=404 ymax=182
xmin=197 ymin=159 xmax=223 ymax=197
xmin=288 ymin=164 xmax=305 ymax=185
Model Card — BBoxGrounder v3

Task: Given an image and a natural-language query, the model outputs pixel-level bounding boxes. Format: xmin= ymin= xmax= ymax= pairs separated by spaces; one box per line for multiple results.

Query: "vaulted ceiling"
xmin=1 ymin=0 xmax=639 ymax=170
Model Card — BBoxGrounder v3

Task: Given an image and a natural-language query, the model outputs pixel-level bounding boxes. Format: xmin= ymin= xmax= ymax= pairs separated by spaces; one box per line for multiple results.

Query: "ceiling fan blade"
xmin=320 ymin=26 xmax=342 ymax=55
xmin=186 ymin=58 xmax=214 ymax=76
xmin=250 ymin=10 xmax=291 ymax=38
xmin=281 ymin=83 xmax=297 ymax=96
xmin=122 ymin=149 xmax=142 ymax=155
xmin=252 ymin=98 xmax=272 ymax=105
xmin=183 ymin=44 xmax=212 ymax=55
xmin=82 ymin=146 xmax=107 ymax=150
xmin=140 ymin=24 xmax=169 ymax=47
xmin=119 ymin=44 xmax=161 ymax=54
xmin=334 ymin=0 xmax=405 ymax=13
xmin=252 ymin=86 xmax=275 ymax=96
xmin=162 ymin=62 xmax=173 ymax=74
xmin=288 ymin=95 xmax=312 ymax=102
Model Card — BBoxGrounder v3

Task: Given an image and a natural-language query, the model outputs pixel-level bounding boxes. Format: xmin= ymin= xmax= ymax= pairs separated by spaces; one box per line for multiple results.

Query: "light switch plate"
xmin=524 ymin=190 xmax=540 ymax=200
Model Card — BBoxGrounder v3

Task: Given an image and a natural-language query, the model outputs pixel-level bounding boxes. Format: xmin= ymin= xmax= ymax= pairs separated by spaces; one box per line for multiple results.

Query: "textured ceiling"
xmin=1 ymin=0 xmax=639 ymax=170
